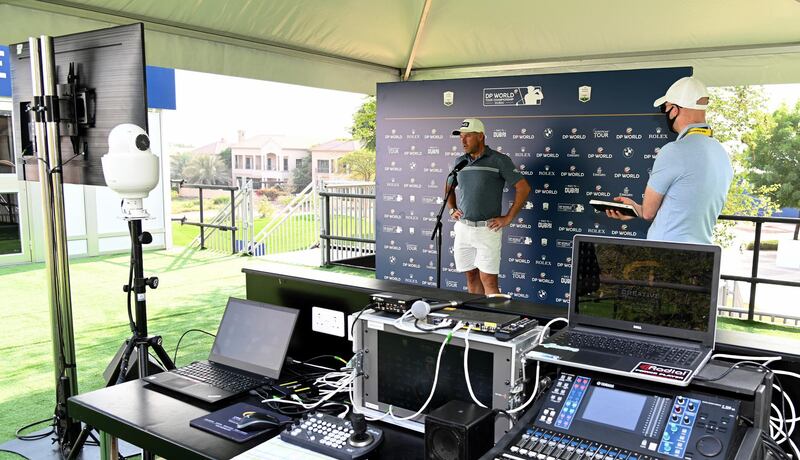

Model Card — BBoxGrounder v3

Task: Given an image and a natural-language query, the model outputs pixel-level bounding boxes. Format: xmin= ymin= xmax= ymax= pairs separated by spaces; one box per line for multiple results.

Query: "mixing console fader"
xmin=482 ymin=371 xmax=741 ymax=460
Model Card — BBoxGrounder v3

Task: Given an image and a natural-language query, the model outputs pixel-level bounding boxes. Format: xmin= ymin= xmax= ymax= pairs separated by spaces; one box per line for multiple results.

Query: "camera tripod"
xmin=66 ymin=219 xmax=174 ymax=460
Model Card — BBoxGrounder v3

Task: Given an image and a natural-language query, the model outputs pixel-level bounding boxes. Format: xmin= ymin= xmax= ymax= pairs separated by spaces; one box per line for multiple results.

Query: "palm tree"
xmin=183 ymin=154 xmax=230 ymax=185
xmin=169 ymin=152 xmax=192 ymax=180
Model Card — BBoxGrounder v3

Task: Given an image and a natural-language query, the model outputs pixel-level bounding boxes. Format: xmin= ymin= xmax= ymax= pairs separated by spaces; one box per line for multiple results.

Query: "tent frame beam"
xmin=403 ymin=0 xmax=433 ymax=81
xmin=410 ymin=40 xmax=800 ymax=79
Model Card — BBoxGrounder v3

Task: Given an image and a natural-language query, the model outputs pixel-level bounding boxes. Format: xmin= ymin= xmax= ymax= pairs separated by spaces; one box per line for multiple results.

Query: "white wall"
xmin=2 ymin=110 xmax=169 ymax=266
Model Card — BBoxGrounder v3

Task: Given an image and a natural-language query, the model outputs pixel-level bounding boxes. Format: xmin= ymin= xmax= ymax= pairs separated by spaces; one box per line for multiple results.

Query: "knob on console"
xmin=696 ymin=435 xmax=723 ymax=457
xmin=348 ymin=413 xmax=374 ymax=448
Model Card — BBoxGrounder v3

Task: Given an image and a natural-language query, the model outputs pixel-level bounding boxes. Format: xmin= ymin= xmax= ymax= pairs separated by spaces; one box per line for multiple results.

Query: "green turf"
xmin=0 ymin=246 xmax=375 ymax=456
xmin=0 ymin=248 xmax=251 ymax=451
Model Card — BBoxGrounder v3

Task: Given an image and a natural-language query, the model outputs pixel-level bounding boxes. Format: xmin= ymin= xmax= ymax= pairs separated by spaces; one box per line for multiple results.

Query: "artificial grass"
xmin=0 ymin=247 xmax=253 ymax=451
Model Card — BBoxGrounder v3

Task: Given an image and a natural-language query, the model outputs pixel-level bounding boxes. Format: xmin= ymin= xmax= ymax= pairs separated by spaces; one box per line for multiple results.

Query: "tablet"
xmin=589 ymin=199 xmax=640 ymax=217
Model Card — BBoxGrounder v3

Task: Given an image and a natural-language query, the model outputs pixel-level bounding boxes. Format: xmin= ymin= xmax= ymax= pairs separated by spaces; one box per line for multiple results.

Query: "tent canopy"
xmin=3 ymin=0 xmax=800 ymax=94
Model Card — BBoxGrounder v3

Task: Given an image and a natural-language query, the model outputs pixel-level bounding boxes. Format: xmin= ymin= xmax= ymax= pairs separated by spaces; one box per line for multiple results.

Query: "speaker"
xmin=425 ymin=400 xmax=494 ymax=460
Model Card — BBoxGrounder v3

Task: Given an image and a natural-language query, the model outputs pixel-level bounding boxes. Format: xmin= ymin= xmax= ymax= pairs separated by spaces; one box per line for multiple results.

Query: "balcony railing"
xmin=717 ymin=214 xmax=800 ymax=323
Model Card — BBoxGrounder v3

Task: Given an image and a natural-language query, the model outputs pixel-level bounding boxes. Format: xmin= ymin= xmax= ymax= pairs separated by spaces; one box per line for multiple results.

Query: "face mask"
xmin=663 ymin=104 xmax=680 ymax=133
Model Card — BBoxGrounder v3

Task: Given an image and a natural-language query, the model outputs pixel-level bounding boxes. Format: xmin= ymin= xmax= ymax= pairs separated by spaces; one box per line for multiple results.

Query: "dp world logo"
xmin=623 ymin=147 xmax=634 ymax=158
xmin=517 ymin=252 xmax=523 ymax=258
xmin=521 ymin=128 xmax=527 ymax=134
xmin=543 ymin=128 xmax=553 ymax=139
xmin=626 ymin=127 xmax=633 ymax=134
xmin=624 ymin=166 xmax=632 ymax=173
xmin=538 ymin=289 xmax=548 ymax=300
xmin=389 ymin=256 xmax=396 ymax=264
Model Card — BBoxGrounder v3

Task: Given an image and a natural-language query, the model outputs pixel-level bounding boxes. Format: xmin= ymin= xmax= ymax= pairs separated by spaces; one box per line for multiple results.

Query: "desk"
xmin=68 ymin=380 xmax=424 ymax=459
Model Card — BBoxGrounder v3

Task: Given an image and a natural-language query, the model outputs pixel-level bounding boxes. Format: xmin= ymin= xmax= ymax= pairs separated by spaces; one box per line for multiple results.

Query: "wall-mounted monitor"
xmin=10 ymin=23 xmax=148 ymax=187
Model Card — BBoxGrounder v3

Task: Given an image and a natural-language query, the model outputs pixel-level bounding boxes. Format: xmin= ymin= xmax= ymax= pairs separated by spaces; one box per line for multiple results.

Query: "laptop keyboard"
xmin=553 ymin=331 xmax=700 ymax=367
xmin=173 ymin=362 xmax=266 ymax=393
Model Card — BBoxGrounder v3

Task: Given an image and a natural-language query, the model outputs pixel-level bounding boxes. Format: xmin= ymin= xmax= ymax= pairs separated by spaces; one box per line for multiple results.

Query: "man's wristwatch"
xmin=449 ymin=208 xmax=458 ymax=216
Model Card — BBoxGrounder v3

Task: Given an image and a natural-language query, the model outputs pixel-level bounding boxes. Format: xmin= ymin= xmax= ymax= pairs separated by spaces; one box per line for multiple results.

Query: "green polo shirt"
xmin=450 ymin=146 xmax=524 ymax=221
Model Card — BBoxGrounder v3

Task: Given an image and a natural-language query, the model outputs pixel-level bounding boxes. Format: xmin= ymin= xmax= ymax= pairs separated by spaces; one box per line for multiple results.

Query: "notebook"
xmin=146 ymin=297 xmax=299 ymax=403
xmin=528 ymin=235 xmax=720 ymax=386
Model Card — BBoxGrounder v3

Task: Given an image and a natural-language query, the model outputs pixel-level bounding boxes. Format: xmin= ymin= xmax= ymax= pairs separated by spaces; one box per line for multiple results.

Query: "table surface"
xmin=68 ymin=379 xmax=424 ymax=460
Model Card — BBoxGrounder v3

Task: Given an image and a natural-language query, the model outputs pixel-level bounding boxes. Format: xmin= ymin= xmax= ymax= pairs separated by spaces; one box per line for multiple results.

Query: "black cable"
xmin=172 ymin=329 xmax=216 ymax=365
xmin=14 ymin=417 xmax=55 ymax=441
xmin=350 ymin=302 xmax=374 ymax=339
xmin=693 ymin=360 xmax=770 ymax=383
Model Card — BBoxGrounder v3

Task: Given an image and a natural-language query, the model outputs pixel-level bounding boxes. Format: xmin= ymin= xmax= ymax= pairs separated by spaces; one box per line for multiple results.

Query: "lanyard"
xmin=683 ymin=127 xmax=713 ymax=138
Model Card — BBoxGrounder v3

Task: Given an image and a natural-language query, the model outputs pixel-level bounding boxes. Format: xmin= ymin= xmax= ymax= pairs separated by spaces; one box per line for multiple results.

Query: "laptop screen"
xmin=208 ymin=298 xmax=299 ymax=379
xmin=570 ymin=236 xmax=720 ymax=344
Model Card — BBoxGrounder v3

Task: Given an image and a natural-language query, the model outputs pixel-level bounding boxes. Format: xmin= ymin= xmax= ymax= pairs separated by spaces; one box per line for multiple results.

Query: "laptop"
xmin=528 ymin=235 xmax=720 ymax=386
xmin=146 ymin=297 xmax=299 ymax=403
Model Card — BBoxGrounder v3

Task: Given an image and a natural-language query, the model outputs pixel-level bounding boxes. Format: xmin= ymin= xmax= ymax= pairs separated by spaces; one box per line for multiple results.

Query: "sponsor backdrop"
xmin=375 ymin=67 xmax=691 ymax=307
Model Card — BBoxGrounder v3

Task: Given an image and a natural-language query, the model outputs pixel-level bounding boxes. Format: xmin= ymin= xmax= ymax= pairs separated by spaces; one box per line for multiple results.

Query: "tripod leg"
xmin=115 ymin=338 xmax=137 ymax=385
xmin=149 ymin=339 xmax=176 ymax=370
xmin=65 ymin=424 xmax=93 ymax=460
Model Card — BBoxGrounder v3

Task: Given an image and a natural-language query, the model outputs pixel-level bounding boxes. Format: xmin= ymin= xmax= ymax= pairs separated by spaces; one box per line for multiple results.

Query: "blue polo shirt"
xmin=451 ymin=146 xmax=524 ymax=221
xmin=646 ymin=123 xmax=733 ymax=244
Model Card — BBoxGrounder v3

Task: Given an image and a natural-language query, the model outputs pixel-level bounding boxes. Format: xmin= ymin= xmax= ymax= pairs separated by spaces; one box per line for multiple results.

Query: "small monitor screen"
xmin=377 ymin=331 xmax=493 ymax=414
xmin=574 ymin=240 xmax=715 ymax=332
xmin=210 ymin=298 xmax=299 ymax=378
xmin=579 ymin=386 xmax=647 ymax=432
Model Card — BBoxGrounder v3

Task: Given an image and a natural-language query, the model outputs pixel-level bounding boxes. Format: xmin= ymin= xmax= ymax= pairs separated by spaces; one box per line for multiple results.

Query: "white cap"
xmin=452 ymin=118 xmax=485 ymax=135
xmin=653 ymin=76 xmax=709 ymax=110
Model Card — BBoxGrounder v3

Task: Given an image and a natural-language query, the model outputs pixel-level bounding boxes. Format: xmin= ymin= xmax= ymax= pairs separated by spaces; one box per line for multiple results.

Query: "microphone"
xmin=410 ymin=299 xmax=462 ymax=320
xmin=449 ymin=159 xmax=468 ymax=175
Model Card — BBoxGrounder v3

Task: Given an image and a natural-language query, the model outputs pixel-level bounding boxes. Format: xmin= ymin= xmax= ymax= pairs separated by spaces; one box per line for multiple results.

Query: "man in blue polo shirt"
xmin=607 ymin=77 xmax=733 ymax=244
xmin=447 ymin=118 xmax=531 ymax=294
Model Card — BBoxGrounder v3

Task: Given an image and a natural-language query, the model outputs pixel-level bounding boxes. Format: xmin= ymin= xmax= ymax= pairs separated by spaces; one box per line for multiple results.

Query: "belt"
xmin=461 ymin=219 xmax=488 ymax=227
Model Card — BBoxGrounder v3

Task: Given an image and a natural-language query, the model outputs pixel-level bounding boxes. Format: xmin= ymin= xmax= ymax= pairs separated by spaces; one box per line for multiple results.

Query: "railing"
xmin=319 ymin=182 xmax=376 ymax=268
xmin=250 ymin=182 xmax=318 ymax=257
xmin=717 ymin=214 xmax=800 ymax=323
xmin=171 ymin=180 xmax=253 ymax=254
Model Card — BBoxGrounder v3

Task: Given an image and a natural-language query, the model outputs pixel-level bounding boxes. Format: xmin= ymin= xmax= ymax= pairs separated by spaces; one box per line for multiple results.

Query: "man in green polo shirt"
xmin=446 ymin=118 xmax=531 ymax=294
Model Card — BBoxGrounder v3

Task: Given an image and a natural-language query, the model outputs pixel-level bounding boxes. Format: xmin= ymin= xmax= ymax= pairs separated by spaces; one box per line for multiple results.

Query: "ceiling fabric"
xmin=3 ymin=0 xmax=800 ymax=94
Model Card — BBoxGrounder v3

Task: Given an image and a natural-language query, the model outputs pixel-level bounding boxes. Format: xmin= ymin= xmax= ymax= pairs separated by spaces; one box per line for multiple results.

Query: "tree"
xmin=350 ymin=96 xmax=376 ymax=151
xmin=291 ymin=156 xmax=312 ymax=192
xmin=705 ymin=86 xmax=778 ymax=246
xmin=338 ymin=149 xmax=376 ymax=181
xmin=169 ymin=152 xmax=192 ymax=180
xmin=707 ymin=86 xmax=767 ymax=149
xmin=744 ymin=101 xmax=800 ymax=239
xmin=219 ymin=147 xmax=232 ymax=171
xmin=183 ymin=154 xmax=230 ymax=185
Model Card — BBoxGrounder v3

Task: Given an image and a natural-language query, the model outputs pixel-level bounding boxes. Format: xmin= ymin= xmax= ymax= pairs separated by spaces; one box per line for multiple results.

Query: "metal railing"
xmin=171 ymin=180 xmax=253 ymax=254
xmin=250 ymin=182 xmax=318 ymax=257
xmin=319 ymin=182 xmax=376 ymax=268
xmin=717 ymin=214 xmax=800 ymax=323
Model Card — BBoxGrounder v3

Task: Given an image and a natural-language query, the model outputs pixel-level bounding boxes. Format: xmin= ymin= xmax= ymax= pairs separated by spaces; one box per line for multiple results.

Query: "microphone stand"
xmin=431 ymin=170 xmax=459 ymax=289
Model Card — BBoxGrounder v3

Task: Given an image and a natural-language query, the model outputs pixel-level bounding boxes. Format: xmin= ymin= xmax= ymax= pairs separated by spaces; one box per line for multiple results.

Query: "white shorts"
xmin=453 ymin=221 xmax=503 ymax=275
